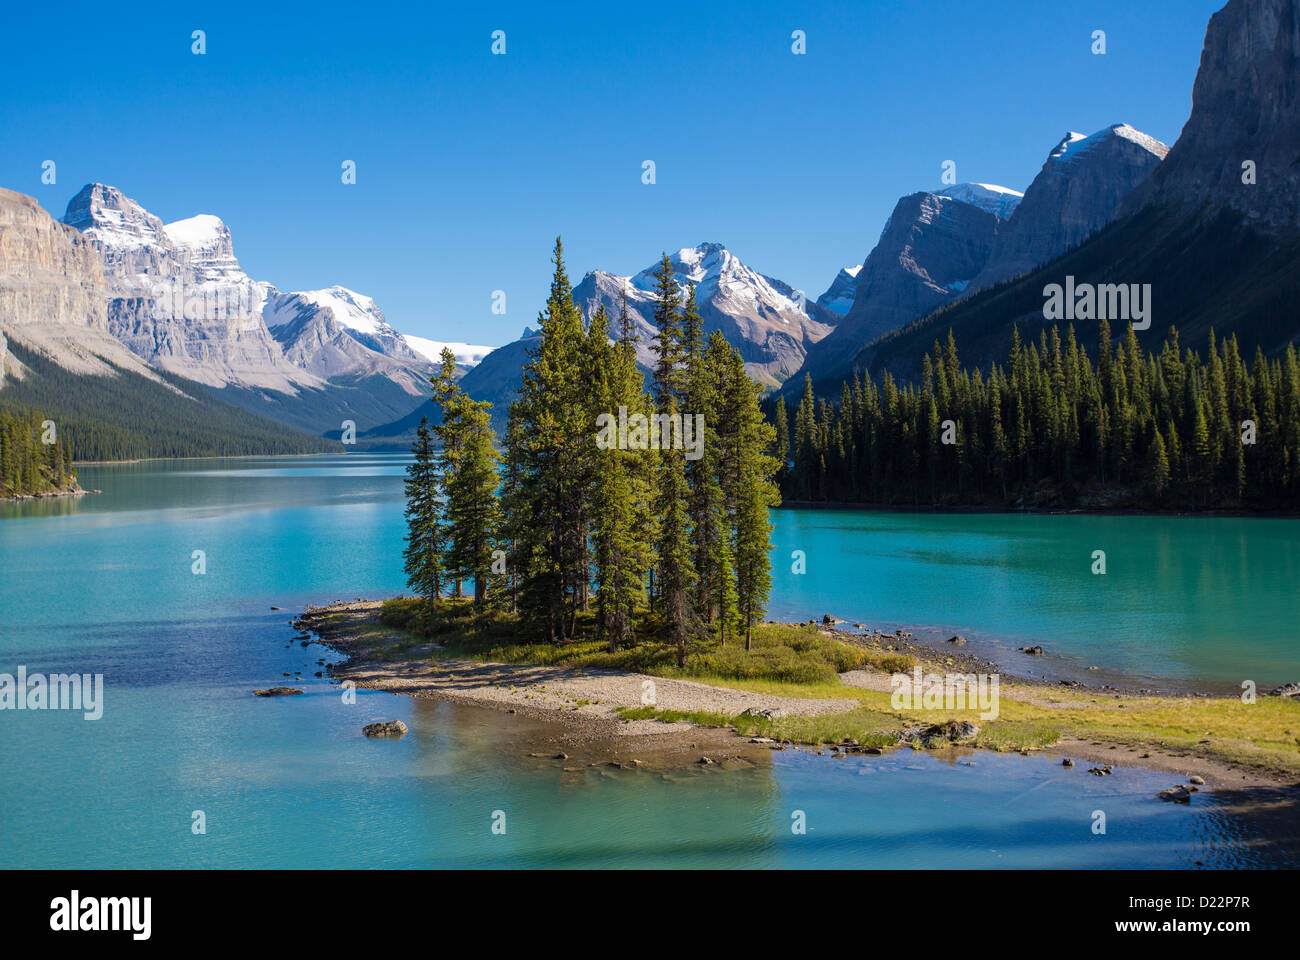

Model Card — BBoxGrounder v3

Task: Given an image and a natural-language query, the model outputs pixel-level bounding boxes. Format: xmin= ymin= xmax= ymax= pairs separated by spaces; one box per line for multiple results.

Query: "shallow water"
xmin=1 ymin=453 xmax=1295 ymax=868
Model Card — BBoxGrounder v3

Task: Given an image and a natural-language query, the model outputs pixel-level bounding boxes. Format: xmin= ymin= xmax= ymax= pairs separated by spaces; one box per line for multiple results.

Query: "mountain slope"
xmin=59 ymin=184 xmax=454 ymax=435
xmin=0 ymin=340 xmax=335 ymax=460
xmin=968 ymin=125 xmax=1168 ymax=291
xmin=0 ymin=187 xmax=169 ymax=385
xmin=62 ymin=183 xmax=314 ymax=392
xmin=1119 ymin=0 xmax=1299 ymax=232
xmin=859 ymin=0 xmax=1300 ymax=381
xmin=814 ymin=265 xmax=862 ymax=315
xmin=784 ymin=190 xmax=1003 ymax=396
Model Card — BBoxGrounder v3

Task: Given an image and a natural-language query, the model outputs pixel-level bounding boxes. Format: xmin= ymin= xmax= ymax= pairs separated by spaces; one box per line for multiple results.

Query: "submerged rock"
xmin=1020 ymin=645 xmax=1044 ymax=656
xmin=1157 ymin=784 xmax=1195 ymax=804
xmin=253 ymin=687 xmax=303 ymax=697
xmin=947 ymin=635 xmax=968 ymax=645
xmin=362 ymin=720 xmax=408 ymax=738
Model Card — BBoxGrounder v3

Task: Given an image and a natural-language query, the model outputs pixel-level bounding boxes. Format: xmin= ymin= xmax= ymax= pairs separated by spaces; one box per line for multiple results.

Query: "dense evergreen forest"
xmin=402 ymin=240 xmax=780 ymax=663
xmin=0 ymin=341 xmax=337 ymax=462
xmin=773 ymin=322 xmax=1300 ymax=511
xmin=0 ymin=407 xmax=77 ymax=498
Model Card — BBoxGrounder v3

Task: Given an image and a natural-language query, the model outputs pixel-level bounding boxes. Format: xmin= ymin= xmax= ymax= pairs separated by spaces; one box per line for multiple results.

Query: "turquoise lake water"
xmin=1 ymin=453 xmax=1296 ymax=868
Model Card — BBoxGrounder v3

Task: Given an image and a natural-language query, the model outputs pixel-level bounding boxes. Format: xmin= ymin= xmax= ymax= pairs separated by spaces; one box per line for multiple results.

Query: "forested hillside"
xmin=0 ymin=342 xmax=337 ymax=462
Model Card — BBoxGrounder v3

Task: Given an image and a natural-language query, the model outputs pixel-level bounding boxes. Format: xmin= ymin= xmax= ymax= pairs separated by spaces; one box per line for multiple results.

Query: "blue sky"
xmin=2 ymin=0 xmax=1223 ymax=347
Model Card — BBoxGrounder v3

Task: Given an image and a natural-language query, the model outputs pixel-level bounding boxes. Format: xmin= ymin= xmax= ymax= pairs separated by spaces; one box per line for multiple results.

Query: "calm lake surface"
xmin=1 ymin=453 xmax=1296 ymax=868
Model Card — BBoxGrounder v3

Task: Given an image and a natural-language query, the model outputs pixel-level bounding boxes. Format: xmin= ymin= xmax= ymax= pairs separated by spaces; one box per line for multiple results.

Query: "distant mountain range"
xmin=1 ymin=0 xmax=1294 ymax=455
xmin=0 ymin=180 xmax=495 ymax=453
xmin=782 ymin=124 xmax=1169 ymax=398
xmin=54 ymin=183 xmax=496 ymax=437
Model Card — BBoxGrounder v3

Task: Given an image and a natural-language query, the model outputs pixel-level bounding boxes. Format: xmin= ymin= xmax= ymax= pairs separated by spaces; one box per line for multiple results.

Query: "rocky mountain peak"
xmin=967 ymin=124 xmax=1168 ymax=290
xmin=62 ymin=183 xmax=170 ymax=261
xmin=1119 ymin=0 xmax=1300 ymax=233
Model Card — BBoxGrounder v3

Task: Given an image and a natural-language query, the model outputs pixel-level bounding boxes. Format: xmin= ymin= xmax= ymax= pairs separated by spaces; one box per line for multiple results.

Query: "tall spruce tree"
xmin=590 ymin=304 xmax=655 ymax=651
xmin=507 ymin=238 xmax=593 ymax=640
xmin=722 ymin=348 xmax=779 ymax=650
xmin=433 ymin=348 xmax=502 ymax=609
xmin=649 ymin=254 xmax=697 ymax=665
xmin=403 ymin=416 xmax=445 ymax=611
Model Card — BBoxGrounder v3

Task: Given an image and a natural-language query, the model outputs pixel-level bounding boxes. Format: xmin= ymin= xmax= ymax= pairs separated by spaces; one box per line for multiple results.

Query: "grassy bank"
xmin=378 ymin=596 xmax=914 ymax=684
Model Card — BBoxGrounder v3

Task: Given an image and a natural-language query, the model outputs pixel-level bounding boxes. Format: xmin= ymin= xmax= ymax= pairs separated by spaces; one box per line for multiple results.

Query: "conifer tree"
xmin=433 ymin=348 xmax=502 ymax=609
xmin=403 ymin=416 xmax=445 ymax=611
xmin=507 ymin=238 xmax=592 ymax=640
xmin=649 ymin=254 xmax=697 ymax=665
xmin=590 ymin=304 xmax=655 ymax=651
xmin=723 ymin=348 xmax=779 ymax=650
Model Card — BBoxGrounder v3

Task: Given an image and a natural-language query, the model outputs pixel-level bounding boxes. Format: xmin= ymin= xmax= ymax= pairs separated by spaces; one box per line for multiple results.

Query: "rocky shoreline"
xmin=3 ymin=485 xmax=94 ymax=503
xmin=282 ymin=600 xmax=1300 ymax=795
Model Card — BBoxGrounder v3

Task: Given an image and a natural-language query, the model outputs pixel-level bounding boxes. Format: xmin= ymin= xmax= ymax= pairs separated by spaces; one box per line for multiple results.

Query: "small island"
xmin=299 ymin=597 xmax=1300 ymax=792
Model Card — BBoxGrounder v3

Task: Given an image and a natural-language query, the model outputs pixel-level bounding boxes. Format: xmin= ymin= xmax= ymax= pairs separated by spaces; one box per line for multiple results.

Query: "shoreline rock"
xmin=362 ymin=719 xmax=408 ymax=738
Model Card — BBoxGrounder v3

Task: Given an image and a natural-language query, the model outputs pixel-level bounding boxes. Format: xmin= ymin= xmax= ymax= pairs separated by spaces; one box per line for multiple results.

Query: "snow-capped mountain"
xmin=815 ymin=265 xmax=862 ymax=315
xmin=1 ymin=187 xmax=169 ymax=385
xmin=568 ymin=242 xmax=838 ymax=385
xmin=800 ymin=183 xmax=1024 ymax=356
xmin=787 ymin=191 xmax=1004 ymax=394
xmin=454 ymin=243 xmax=838 ymax=425
xmin=57 ymin=184 xmax=503 ymax=434
xmin=967 ymin=125 xmax=1168 ymax=291
xmin=61 ymin=183 xmax=311 ymax=393
xmin=861 ymin=0 xmax=1300 ymax=380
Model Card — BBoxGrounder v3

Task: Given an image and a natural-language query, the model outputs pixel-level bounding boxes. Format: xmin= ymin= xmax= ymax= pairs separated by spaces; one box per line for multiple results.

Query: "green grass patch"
xmin=378 ymin=596 xmax=909 ymax=685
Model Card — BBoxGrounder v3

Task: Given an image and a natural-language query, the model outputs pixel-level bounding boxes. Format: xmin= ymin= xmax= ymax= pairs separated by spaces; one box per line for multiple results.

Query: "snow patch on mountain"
xmin=938 ymin=182 xmax=1024 ymax=219
xmin=1050 ymin=125 xmax=1169 ymax=166
xmin=815 ymin=265 xmax=863 ymax=315
xmin=164 ymin=214 xmax=227 ymax=249
xmin=403 ymin=335 xmax=494 ymax=368
xmin=266 ymin=285 xmax=389 ymax=337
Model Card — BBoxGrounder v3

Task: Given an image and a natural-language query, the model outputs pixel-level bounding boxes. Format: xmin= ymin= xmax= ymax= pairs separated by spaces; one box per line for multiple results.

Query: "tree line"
xmin=773 ymin=322 xmax=1300 ymax=510
xmin=0 ymin=407 xmax=76 ymax=498
xmin=403 ymin=239 xmax=780 ymax=663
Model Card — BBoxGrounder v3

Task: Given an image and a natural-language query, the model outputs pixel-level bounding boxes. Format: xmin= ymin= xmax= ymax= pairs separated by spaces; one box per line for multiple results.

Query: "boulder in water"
xmin=362 ymin=720 xmax=408 ymax=738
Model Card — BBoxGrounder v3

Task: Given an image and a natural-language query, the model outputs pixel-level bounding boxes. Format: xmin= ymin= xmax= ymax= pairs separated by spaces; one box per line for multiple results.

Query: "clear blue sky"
xmin=2 ymin=0 xmax=1223 ymax=347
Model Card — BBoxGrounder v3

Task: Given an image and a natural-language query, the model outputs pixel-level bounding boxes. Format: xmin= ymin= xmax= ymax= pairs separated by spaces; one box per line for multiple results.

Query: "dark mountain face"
xmin=1120 ymin=0 xmax=1300 ymax=234
xmin=971 ymin=125 xmax=1168 ymax=291
xmin=784 ymin=192 xmax=1001 ymax=396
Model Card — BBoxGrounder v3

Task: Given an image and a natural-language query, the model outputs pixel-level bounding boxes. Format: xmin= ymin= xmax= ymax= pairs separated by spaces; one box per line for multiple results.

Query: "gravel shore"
xmin=300 ymin=601 xmax=855 ymax=743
